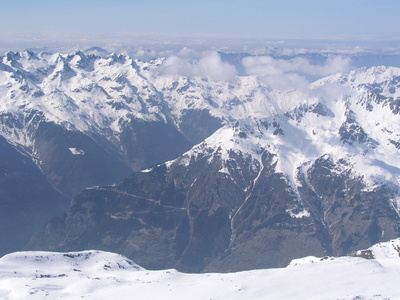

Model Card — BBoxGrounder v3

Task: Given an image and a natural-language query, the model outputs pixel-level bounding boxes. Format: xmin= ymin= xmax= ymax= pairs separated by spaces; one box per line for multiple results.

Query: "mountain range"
xmin=1 ymin=50 xmax=400 ymax=271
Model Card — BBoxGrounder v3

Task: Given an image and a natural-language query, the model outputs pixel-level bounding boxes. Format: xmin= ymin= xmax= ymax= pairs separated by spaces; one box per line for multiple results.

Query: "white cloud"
xmin=177 ymin=47 xmax=197 ymax=58
xmin=242 ymin=55 xmax=352 ymax=90
xmin=152 ymin=50 xmax=353 ymax=90
xmin=157 ymin=52 xmax=237 ymax=81
xmin=243 ymin=55 xmax=351 ymax=77
xmin=310 ymin=82 xmax=352 ymax=103
xmin=133 ymin=48 xmax=157 ymax=59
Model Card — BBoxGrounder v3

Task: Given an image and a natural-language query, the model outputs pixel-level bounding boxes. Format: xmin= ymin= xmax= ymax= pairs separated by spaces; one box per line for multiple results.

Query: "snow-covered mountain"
xmin=0 ymin=50 xmax=196 ymax=197
xmin=2 ymin=51 xmax=399 ymax=189
xmin=26 ymin=57 xmax=400 ymax=272
xmin=2 ymin=239 xmax=400 ymax=299
xmin=0 ymin=50 xmax=298 ymax=198
xmin=3 ymin=51 xmax=399 ymax=191
xmin=1 ymin=49 xmax=400 ymax=270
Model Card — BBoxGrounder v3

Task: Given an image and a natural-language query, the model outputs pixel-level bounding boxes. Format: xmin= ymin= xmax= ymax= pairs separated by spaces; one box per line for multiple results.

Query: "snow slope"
xmin=1 ymin=239 xmax=400 ymax=300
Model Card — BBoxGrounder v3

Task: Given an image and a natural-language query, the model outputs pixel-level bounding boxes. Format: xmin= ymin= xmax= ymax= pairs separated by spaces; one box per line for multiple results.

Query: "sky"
xmin=0 ymin=0 xmax=399 ymax=52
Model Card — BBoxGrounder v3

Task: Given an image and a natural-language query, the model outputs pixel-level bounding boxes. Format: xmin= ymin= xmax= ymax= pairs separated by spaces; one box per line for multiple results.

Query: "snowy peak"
xmin=67 ymin=50 xmax=95 ymax=70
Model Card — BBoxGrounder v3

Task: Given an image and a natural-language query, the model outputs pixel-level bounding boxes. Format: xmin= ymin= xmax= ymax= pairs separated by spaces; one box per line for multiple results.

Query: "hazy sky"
xmin=0 ymin=0 xmax=399 ymax=51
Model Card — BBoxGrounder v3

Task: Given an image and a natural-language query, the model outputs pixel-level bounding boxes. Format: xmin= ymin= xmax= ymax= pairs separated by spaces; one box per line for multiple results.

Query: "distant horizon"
xmin=1 ymin=36 xmax=400 ymax=58
xmin=1 ymin=0 xmax=399 ymax=55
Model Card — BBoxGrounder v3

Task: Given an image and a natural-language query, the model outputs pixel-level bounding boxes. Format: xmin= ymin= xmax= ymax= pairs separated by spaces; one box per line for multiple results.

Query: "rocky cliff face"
xmin=27 ymin=145 xmax=400 ymax=272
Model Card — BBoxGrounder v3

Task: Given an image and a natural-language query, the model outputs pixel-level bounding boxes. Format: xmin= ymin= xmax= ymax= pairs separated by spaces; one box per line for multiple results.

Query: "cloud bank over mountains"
xmin=158 ymin=52 xmax=238 ymax=82
xmin=242 ymin=55 xmax=352 ymax=90
xmin=154 ymin=50 xmax=353 ymax=90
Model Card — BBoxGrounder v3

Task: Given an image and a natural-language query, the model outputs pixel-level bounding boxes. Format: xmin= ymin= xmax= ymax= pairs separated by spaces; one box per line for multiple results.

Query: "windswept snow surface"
xmin=1 ymin=240 xmax=400 ymax=300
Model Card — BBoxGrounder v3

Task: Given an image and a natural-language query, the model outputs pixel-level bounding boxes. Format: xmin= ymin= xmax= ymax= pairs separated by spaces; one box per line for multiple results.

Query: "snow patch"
xmin=286 ymin=208 xmax=311 ymax=219
xmin=69 ymin=148 xmax=85 ymax=155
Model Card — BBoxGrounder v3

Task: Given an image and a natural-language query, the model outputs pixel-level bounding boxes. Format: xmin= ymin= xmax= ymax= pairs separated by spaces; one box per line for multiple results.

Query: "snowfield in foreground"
xmin=1 ymin=240 xmax=400 ymax=300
